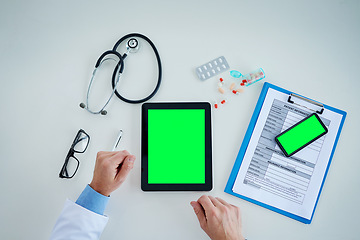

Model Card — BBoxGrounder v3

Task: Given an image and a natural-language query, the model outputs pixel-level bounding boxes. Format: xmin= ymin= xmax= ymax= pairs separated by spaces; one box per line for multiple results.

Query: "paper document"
xmin=232 ymin=88 xmax=343 ymax=220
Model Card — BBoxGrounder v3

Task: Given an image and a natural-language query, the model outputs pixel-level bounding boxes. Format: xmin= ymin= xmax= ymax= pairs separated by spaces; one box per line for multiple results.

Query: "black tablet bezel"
xmin=141 ymin=102 xmax=212 ymax=191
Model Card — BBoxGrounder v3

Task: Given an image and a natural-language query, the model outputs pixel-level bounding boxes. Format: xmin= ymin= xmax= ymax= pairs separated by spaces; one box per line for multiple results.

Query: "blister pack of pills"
xmin=196 ymin=56 xmax=230 ymax=81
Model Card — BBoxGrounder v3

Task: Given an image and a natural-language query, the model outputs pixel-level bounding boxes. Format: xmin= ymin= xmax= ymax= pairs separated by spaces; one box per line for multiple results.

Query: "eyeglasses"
xmin=59 ymin=129 xmax=90 ymax=179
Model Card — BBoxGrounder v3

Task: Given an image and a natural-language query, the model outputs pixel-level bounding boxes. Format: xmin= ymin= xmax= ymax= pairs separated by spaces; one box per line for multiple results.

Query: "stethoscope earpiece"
xmin=79 ymin=103 xmax=86 ymax=109
xmin=80 ymin=102 xmax=107 ymax=115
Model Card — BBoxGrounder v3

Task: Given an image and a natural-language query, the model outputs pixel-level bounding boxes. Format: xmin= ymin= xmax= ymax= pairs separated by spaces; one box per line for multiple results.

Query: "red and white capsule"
xmin=220 ymin=98 xmax=228 ymax=104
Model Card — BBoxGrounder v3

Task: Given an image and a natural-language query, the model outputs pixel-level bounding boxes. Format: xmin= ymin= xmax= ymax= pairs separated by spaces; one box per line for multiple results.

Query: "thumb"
xmin=191 ymin=201 xmax=207 ymax=230
xmin=115 ymin=155 xmax=136 ymax=184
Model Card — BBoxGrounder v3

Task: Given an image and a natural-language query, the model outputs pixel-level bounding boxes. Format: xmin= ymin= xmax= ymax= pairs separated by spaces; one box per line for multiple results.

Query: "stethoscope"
xmin=80 ymin=33 xmax=162 ymax=115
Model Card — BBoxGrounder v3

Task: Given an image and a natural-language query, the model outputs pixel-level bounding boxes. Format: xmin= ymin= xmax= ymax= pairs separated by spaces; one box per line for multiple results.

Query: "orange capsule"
xmin=230 ymin=82 xmax=236 ymax=90
xmin=236 ymin=88 xmax=244 ymax=93
xmin=218 ymin=87 xmax=225 ymax=94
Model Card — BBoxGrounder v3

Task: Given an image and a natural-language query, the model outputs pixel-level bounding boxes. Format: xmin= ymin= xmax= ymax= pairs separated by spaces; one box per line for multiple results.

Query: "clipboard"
xmin=225 ymin=82 xmax=346 ymax=224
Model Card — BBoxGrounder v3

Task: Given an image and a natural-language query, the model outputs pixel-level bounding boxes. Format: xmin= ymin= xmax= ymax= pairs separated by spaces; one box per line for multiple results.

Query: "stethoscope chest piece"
xmin=127 ymin=38 xmax=139 ymax=53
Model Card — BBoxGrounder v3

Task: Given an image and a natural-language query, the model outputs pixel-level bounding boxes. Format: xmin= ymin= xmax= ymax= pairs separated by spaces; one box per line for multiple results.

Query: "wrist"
xmin=89 ymin=182 xmax=110 ymax=197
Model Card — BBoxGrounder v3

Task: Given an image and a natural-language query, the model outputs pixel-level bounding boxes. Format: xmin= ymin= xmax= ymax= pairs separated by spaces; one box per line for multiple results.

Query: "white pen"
xmin=112 ymin=130 xmax=123 ymax=151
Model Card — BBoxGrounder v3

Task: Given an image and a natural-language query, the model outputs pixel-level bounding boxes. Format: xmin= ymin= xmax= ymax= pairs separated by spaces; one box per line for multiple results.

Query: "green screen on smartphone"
xmin=275 ymin=113 xmax=328 ymax=157
xmin=147 ymin=109 xmax=205 ymax=184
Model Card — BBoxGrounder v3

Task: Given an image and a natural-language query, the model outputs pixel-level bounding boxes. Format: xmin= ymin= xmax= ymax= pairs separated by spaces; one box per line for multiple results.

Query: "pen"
xmin=112 ymin=130 xmax=123 ymax=151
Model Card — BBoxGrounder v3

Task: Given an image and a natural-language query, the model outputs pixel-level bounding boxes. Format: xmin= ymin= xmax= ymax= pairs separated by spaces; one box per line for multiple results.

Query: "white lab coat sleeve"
xmin=50 ymin=199 xmax=109 ymax=240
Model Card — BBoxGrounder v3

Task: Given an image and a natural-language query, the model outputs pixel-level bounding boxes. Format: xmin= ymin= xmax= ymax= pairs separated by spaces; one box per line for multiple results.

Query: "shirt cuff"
xmin=75 ymin=185 xmax=110 ymax=215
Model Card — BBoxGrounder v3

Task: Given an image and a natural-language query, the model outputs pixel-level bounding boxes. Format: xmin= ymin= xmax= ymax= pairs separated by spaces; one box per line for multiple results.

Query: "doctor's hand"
xmin=89 ymin=150 xmax=136 ymax=197
xmin=191 ymin=195 xmax=245 ymax=240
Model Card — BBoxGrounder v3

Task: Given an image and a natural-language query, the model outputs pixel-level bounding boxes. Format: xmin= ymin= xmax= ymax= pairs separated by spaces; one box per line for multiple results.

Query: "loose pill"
xmin=236 ymin=88 xmax=244 ymax=93
xmin=220 ymin=78 xmax=224 ymax=82
xmin=240 ymin=82 xmax=245 ymax=86
xmin=232 ymin=90 xmax=238 ymax=95
xmin=242 ymin=79 xmax=247 ymax=83
xmin=214 ymin=103 xmax=218 ymax=109
xmin=221 ymin=99 xmax=226 ymax=104
xmin=230 ymin=82 xmax=236 ymax=90
xmin=218 ymin=87 xmax=225 ymax=94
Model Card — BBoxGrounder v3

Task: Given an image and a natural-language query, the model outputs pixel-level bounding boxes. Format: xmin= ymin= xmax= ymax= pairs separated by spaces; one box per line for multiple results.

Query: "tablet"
xmin=141 ymin=102 xmax=212 ymax=191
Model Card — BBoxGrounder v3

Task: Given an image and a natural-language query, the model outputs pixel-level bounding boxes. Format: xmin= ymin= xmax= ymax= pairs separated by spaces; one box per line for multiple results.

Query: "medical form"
xmin=231 ymin=87 xmax=345 ymax=221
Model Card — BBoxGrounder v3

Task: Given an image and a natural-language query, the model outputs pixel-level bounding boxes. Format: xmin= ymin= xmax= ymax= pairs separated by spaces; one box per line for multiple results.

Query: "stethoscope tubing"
xmin=84 ymin=50 xmax=123 ymax=115
xmin=111 ymin=33 xmax=162 ymax=104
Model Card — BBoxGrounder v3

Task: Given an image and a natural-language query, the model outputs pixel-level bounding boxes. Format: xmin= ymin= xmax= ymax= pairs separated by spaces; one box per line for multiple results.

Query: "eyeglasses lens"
xmin=73 ymin=132 xmax=89 ymax=153
xmin=64 ymin=156 xmax=79 ymax=178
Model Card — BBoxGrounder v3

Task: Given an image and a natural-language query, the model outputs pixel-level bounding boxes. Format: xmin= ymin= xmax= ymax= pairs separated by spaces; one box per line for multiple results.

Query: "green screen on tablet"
xmin=148 ymin=109 xmax=205 ymax=184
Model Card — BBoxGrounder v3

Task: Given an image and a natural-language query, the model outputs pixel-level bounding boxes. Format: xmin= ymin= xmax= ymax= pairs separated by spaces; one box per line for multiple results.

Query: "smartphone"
xmin=275 ymin=113 xmax=328 ymax=157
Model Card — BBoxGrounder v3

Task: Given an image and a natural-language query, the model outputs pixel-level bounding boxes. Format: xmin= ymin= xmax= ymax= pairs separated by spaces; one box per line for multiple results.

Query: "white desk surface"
xmin=1 ymin=0 xmax=359 ymax=239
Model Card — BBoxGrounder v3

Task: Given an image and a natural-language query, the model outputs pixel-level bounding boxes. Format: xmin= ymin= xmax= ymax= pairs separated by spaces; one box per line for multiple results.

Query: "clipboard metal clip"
xmin=287 ymin=93 xmax=324 ymax=114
